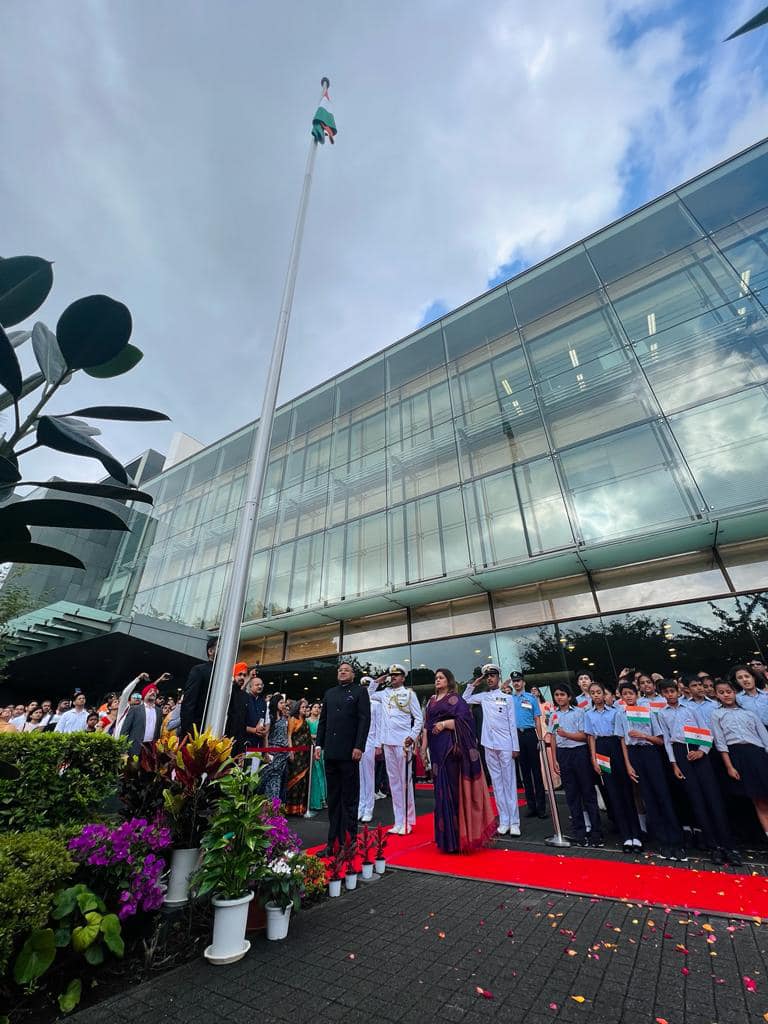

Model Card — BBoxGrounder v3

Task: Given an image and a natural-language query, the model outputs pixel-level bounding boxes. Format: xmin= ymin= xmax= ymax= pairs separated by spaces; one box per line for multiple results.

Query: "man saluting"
xmin=370 ymin=664 xmax=423 ymax=835
xmin=316 ymin=662 xmax=371 ymax=855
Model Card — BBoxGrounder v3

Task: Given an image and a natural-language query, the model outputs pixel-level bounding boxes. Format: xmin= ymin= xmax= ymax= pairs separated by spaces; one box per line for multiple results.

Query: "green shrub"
xmin=0 ymin=830 xmax=75 ymax=977
xmin=0 ymin=733 xmax=127 ymax=833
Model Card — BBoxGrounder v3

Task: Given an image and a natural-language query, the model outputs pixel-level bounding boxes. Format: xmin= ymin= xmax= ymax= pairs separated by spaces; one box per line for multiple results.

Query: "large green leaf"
xmin=0 ymin=498 xmax=129 ymax=532
xmin=100 ymin=915 xmax=124 ymax=957
xmin=83 ymin=343 xmax=143 ymax=378
xmin=0 ymin=540 xmax=85 ymax=569
xmin=0 ymin=324 xmax=22 ymax=398
xmin=31 ymin=322 xmax=67 ymax=384
xmin=71 ymin=920 xmax=100 ymax=953
xmin=21 ymin=479 xmax=154 ymax=505
xmin=67 ymin=405 xmax=169 ymax=422
xmin=0 ymin=256 xmax=53 ymax=327
xmin=56 ymin=295 xmax=132 ymax=370
xmin=13 ymin=928 xmax=56 ymax=985
xmin=0 ymin=455 xmax=20 ymax=484
xmin=52 ymin=885 xmax=88 ymax=920
xmin=0 ymin=370 xmax=45 ymax=415
xmin=57 ymin=978 xmax=82 ymax=1014
xmin=9 ymin=329 xmax=31 ymax=348
xmin=36 ymin=415 xmax=129 ymax=484
xmin=83 ymin=943 xmax=104 ymax=966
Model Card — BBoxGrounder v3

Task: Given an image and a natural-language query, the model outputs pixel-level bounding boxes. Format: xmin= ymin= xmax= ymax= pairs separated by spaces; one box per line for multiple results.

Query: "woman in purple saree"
xmin=422 ymin=668 xmax=496 ymax=853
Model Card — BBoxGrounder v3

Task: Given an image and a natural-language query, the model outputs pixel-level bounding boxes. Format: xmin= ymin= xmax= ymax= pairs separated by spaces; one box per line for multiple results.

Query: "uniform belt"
xmin=517 ymin=727 xmax=536 ymax=732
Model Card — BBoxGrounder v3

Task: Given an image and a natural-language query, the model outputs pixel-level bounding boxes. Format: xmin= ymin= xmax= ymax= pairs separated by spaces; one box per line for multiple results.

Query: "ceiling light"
xmin=500 ymin=378 xmax=513 ymax=396
xmin=312 ymin=675 xmax=318 ymax=680
xmin=582 ymin=657 xmax=589 ymax=662
xmin=647 ymin=313 xmax=657 ymax=335
xmin=474 ymin=649 xmax=482 ymax=654
xmin=568 ymin=347 xmax=579 ymax=368
xmin=293 ymin=672 xmax=299 ymax=676
xmin=740 ymin=269 xmax=752 ymax=295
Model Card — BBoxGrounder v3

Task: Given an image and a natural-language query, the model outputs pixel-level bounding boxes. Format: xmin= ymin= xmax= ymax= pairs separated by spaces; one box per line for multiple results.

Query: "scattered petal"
xmin=744 ymin=977 xmax=758 ymax=993
xmin=566 ymin=949 xmax=578 ymax=956
xmin=438 ymin=931 xmax=446 ymax=940
xmin=506 ymin=930 xmax=514 ymax=938
xmin=571 ymin=996 xmax=586 ymax=1003
xmin=681 ymin=967 xmax=690 ymax=976
xmin=655 ymin=1018 xmax=669 ymax=1024
xmin=675 ymin=944 xmax=689 ymax=954
xmin=475 ymin=987 xmax=494 ymax=1000
xmin=549 ymin=1003 xmax=558 ymax=1012
xmin=347 ymin=953 xmax=356 ymax=960
xmin=702 ymin=923 xmax=714 ymax=932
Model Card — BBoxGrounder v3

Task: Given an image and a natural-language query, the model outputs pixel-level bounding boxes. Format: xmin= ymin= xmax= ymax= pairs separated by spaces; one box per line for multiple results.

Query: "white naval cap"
xmin=360 ymin=676 xmax=374 ymax=686
xmin=388 ymin=663 xmax=407 ymax=675
xmin=482 ymin=663 xmax=501 ymax=675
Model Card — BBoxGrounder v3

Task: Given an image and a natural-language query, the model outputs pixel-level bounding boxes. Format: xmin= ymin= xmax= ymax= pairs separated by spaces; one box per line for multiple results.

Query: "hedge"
xmin=0 ymin=829 xmax=75 ymax=977
xmin=0 ymin=732 xmax=127 ymax=833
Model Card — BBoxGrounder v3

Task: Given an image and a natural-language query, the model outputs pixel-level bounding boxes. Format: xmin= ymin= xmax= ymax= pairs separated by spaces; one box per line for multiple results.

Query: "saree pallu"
xmin=284 ymin=717 xmax=311 ymax=815
xmin=307 ymin=717 xmax=327 ymax=809
xmin=426 ymin=694 xmax=496 ymax=853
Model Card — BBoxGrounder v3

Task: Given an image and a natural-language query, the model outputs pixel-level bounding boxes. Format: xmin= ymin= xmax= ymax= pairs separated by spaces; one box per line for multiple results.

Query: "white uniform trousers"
xmin=358 ymin=744 xmax=376 ymax=820
xmin=383 ymin=743 xmax=415 ymax=830
xmin=485 ymin=747 xmax=519 ymax=828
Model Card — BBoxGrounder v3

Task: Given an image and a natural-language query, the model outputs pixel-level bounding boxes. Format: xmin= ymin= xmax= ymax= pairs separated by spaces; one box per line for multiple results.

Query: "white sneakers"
xmin=509 ymin=824 xmax=521 ymax=836
xmin=375 ymin=791 xmax=387 ymax=800
xmin=496 ymin=825 xmax=509 ymax=835
xmin=497 ymin=824 xmax=521 ymax=836
xmin=390 ymin=825 xmax=413 ymax=835
xmin=359 ymin=814 xmax=372 ymax=822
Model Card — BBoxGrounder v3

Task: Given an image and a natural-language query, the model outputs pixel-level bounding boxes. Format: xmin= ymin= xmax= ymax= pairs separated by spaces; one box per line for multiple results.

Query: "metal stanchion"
xmin=303 ymin=743 xmax=317 ymax=819
xmin=539 ymin=735 xmax=571 ymax=848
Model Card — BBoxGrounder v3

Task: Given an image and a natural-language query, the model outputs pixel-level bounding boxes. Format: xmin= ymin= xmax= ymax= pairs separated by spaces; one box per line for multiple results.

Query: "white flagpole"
xmin=203 ymin=79 xmax=332 ymax=737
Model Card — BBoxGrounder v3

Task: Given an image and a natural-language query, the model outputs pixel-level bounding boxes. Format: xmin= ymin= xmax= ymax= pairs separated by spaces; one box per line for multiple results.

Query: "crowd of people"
xmin=6 ymin=637 xmax=768 ymax=871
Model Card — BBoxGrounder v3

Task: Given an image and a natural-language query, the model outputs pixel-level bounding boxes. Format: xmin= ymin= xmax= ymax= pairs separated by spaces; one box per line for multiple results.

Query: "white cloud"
xmin=2 ymin=0 xmax=767 ymax=487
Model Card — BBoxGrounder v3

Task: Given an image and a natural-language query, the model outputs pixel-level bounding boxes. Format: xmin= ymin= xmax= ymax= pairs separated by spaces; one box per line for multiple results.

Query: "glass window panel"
xmin=442 ymin=290 xmax=517 ymax=361
xmin=266 ymin=542 xmax=294 ymax=615
xmin=386 ymin=326 xmax=445 ymax=390
xmin=285 ymin=625 xmax=341 ymax=660
xmin=239 ymin=633 xmax=285 ymax=666
xmin=219 ymin=428 xmax=254 ymax=472
xmin=558 ymin=423 xmax=697 ymax=542
xmin=270 ymin=408 xmax=292 ymax=448
xmin=342 ymin=611 xmax=408 ymax=652
xmin=409 ymin=633 xmax=498 ymax=685
xmin=449 ymin=341 xmax=532 ymax=427
xmin=387 ymin=370 xmax=451 ymax=440
xmin=411 ymin=596 xmax=492 ymax=642
xmin=633 ymin=298 xmax=768 ymax=413
xmin=336 ymin=357 xmax=386 ymax=416
xmin=517 ymin=457 xmax=574 ymax=553
xmin=495 ymin=624 xmax=567 ymax=677
xmin=719 ymin=539 xmax=768 ymax=592
xmin=608 ymin=239 xmax=744 ymax=343
xmin=344 ymin=512 xmax=388 ymax=598
xmin=203 ymin=563 xmax=228 ymax=630
xmin=387 ymin=421 xmax=460 ymax=504
xmin=347 ymin=643 xmax=412 ymax=679
xmin=523 ymin=293 xmax=625 ymax=383
xmin=390 ymin=489 xmax=469 ymax=585
xmin=464 ymin=471 xmax=527 ymax=567
xmin=493 ymin=577 xmax=596 ymax=627
xmin=508 ymin=247 xmax=600 ymax=326
xmin=263 ymin=455 xmax=285 ymax=498
xmin=288 ymin=533 xmax=324 ymax=610
xmin=537 ymin=348 xmax=656 ymax=448
xmin=322 ymin=525 xmax=345 ymax=605
xmin=715 ymin=207 xmax=768 ymax=298
xmin=188 ymin=448 xmax=221 ymax=487
xmin=456 ymin=388 xmax=549 ymax=480
xmin=328 ymin=448 xmax=387 ymax=526
xmin=244 ymin=549 xmax=271 ymax=621
xmin=679 ymin=143 xmax=768 ymax=233
xmin=586 ymin=195 xmax=701 ymax=283
xmin=593 ymin=552 xmax=727 ymax=613
xmin=669 ymin=388 xmax=768 ymax=511
xmin=291 ymin=384 xmax=335 ymax=437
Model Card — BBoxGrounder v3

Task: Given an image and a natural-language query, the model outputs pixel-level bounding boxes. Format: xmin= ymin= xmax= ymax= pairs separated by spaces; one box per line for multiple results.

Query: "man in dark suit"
xmin=122 ymin=683 xmax=163 ymax=757
xmin=180 ymin=637 xmax=218 ymax=738
xmin=316 ymin=661 xmax=371 ymax=854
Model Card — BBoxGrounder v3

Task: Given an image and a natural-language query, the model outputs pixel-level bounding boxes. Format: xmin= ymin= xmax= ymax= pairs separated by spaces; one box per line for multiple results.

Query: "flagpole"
xmin=203 ymin=79 xmax=331 ymax=737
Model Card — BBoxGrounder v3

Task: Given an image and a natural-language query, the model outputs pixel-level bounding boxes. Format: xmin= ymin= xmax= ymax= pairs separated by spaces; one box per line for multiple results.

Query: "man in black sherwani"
xmin=316 ymin=661 xmax=371 ymax=855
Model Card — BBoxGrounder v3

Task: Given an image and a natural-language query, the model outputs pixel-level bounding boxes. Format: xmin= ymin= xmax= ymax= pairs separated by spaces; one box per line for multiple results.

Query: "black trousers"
xmin=557 ymin=745 xmax=602 ymax=840
xmin=595 ymin=736 xmax=640 ymax=843
xmin=375 ymin=753 xmax=390 ymax=795
xmin=517 ymin=729 xmax=545 ymax=814
xmin=672 ymin=743 xmax=734 ymax=850
xmin=628 ymin=744 xmax=683 ymax=847
xmin=325 ymin=757 xmax=360 ymax=850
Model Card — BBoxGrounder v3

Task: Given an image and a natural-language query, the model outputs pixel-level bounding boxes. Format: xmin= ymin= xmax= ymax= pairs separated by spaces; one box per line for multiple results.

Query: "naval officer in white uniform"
xmin=358 ymin=676 xmax=381 ymax=822
xmin=463 ymin=663 xmax=521 ymax=835
xmin=370 ymin=664 xmax=423 ymax=834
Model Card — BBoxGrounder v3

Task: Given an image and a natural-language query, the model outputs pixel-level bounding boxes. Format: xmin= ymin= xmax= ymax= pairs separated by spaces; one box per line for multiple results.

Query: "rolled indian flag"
xmin=626 ymin=706 xmax=651 ymax=726
xmin=595 ymin=752 xmax=612 ymax=774
xmin=550 ymin=713 xmax=559 ymax=731
xmin=683 ymin=725 xmax=713 ymax=750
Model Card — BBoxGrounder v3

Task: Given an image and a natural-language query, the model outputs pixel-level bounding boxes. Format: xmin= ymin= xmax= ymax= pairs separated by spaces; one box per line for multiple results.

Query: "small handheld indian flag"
xmin=626 ymin=706 xmax=651 ymax=726
xmin=595 ymin=752 xmax=612 ymax=774
xmin=683 ymin=725 xmax=713 ymax=750
xmin=649 ymin=700 xmax=667 ymax=712
xmin=550 ymin=713 xmax=559 ymax=731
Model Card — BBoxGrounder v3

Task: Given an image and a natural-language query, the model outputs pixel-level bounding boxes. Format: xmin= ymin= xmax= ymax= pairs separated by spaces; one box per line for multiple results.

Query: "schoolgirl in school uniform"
xmin=584 ymin=682 xmax=642 ymax=853
xmin=713 ymin=679 xmax=768 ymax=839
xmin=549 ymin=685 xmax=604 ymax=847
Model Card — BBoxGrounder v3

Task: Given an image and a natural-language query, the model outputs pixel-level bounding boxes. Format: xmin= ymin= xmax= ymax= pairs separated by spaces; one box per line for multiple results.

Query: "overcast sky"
xmin=4 ymin=0 xmax=768 ymax=485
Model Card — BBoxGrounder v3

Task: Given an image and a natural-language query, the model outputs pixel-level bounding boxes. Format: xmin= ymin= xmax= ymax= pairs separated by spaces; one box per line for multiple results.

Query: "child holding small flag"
xmin=585 ymin=682 xmax=642 ymax=854
xmin=713 ymin=679 xmax=768 ymax=839
xmin=549 ymin=685 xmax=604 ymax=847
xmin=617 ymin=682 xmax=686 ymax=861
xmin=657 ymin=679 xmax=742 ymax=867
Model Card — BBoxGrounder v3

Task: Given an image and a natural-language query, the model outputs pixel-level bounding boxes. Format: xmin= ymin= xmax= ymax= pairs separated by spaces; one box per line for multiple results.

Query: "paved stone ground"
xmin=74 ymin=870 xmax=768 ymax=1024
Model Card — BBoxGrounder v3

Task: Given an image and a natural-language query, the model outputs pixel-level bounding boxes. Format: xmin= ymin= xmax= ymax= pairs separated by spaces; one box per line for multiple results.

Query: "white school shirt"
xmin=463 ymin=682 xmax=519 ymax=753
xmin=55 ymin=708 xmax=89 ymax=733
xmin=364 ymin=699 xmax=381 ymax=751
xmin=369 ymin=685 xmax=423 ymax=745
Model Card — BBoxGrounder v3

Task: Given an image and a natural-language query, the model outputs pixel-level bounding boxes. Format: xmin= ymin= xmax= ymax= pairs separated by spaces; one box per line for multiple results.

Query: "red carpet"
xmin=380 ymin=813 xmax=768 ymax=919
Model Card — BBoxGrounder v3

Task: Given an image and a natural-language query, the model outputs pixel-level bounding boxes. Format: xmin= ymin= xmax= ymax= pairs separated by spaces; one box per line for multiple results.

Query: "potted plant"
xmin=161 ymin=729 xmax=233 ymax=906
xmin=260 ymin=852 xmax=305 ymax=940
xmin=195 ymin=766 xmax=269 ymax=965
xmin=342 ymin=833 xmax=359 ymax=891
xmin=327 ymin=841 xmax=345 ymax=898
xmin=358 ymin=825 xmax=376 ymax=880
xmin=374 ymin=824 xmax=388 ymax=874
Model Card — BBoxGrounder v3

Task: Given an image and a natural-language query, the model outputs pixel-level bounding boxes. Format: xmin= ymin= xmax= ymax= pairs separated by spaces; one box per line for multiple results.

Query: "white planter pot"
xmin=344 ymin=873 xmax=358 ymax=891
xmin=265 ymin=901 xmax=292 ymax=941
xmin=204 ymin=892 xmax=253 ymax=965
xmin=375 ymin=858 xmax=386 ymax=875
xmin=329 ymin=878 xmax=342 ymax=898
xmin=361 ymin=862 xmax=374 ymax=880
xmin=164 ymin=847 xmax=200 ymax=907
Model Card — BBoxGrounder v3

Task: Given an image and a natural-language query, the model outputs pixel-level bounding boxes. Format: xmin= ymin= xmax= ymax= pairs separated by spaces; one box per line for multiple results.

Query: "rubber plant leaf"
xmin=36 ymin=414 xmax=130 ymax=484
xmin=56 ymin=294 xmax=132 ymax=370
xmin=0 ymin=256 xmax=53 ymax=327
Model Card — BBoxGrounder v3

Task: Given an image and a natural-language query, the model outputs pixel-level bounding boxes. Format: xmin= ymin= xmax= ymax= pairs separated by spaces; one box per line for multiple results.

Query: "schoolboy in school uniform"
xmin=549 ymin=685 xmax=603 ymax=847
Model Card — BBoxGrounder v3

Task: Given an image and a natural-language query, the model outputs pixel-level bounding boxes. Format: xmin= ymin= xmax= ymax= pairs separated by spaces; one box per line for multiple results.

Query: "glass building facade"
xmin=92 ymin=138 xmax=768 ymax=693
